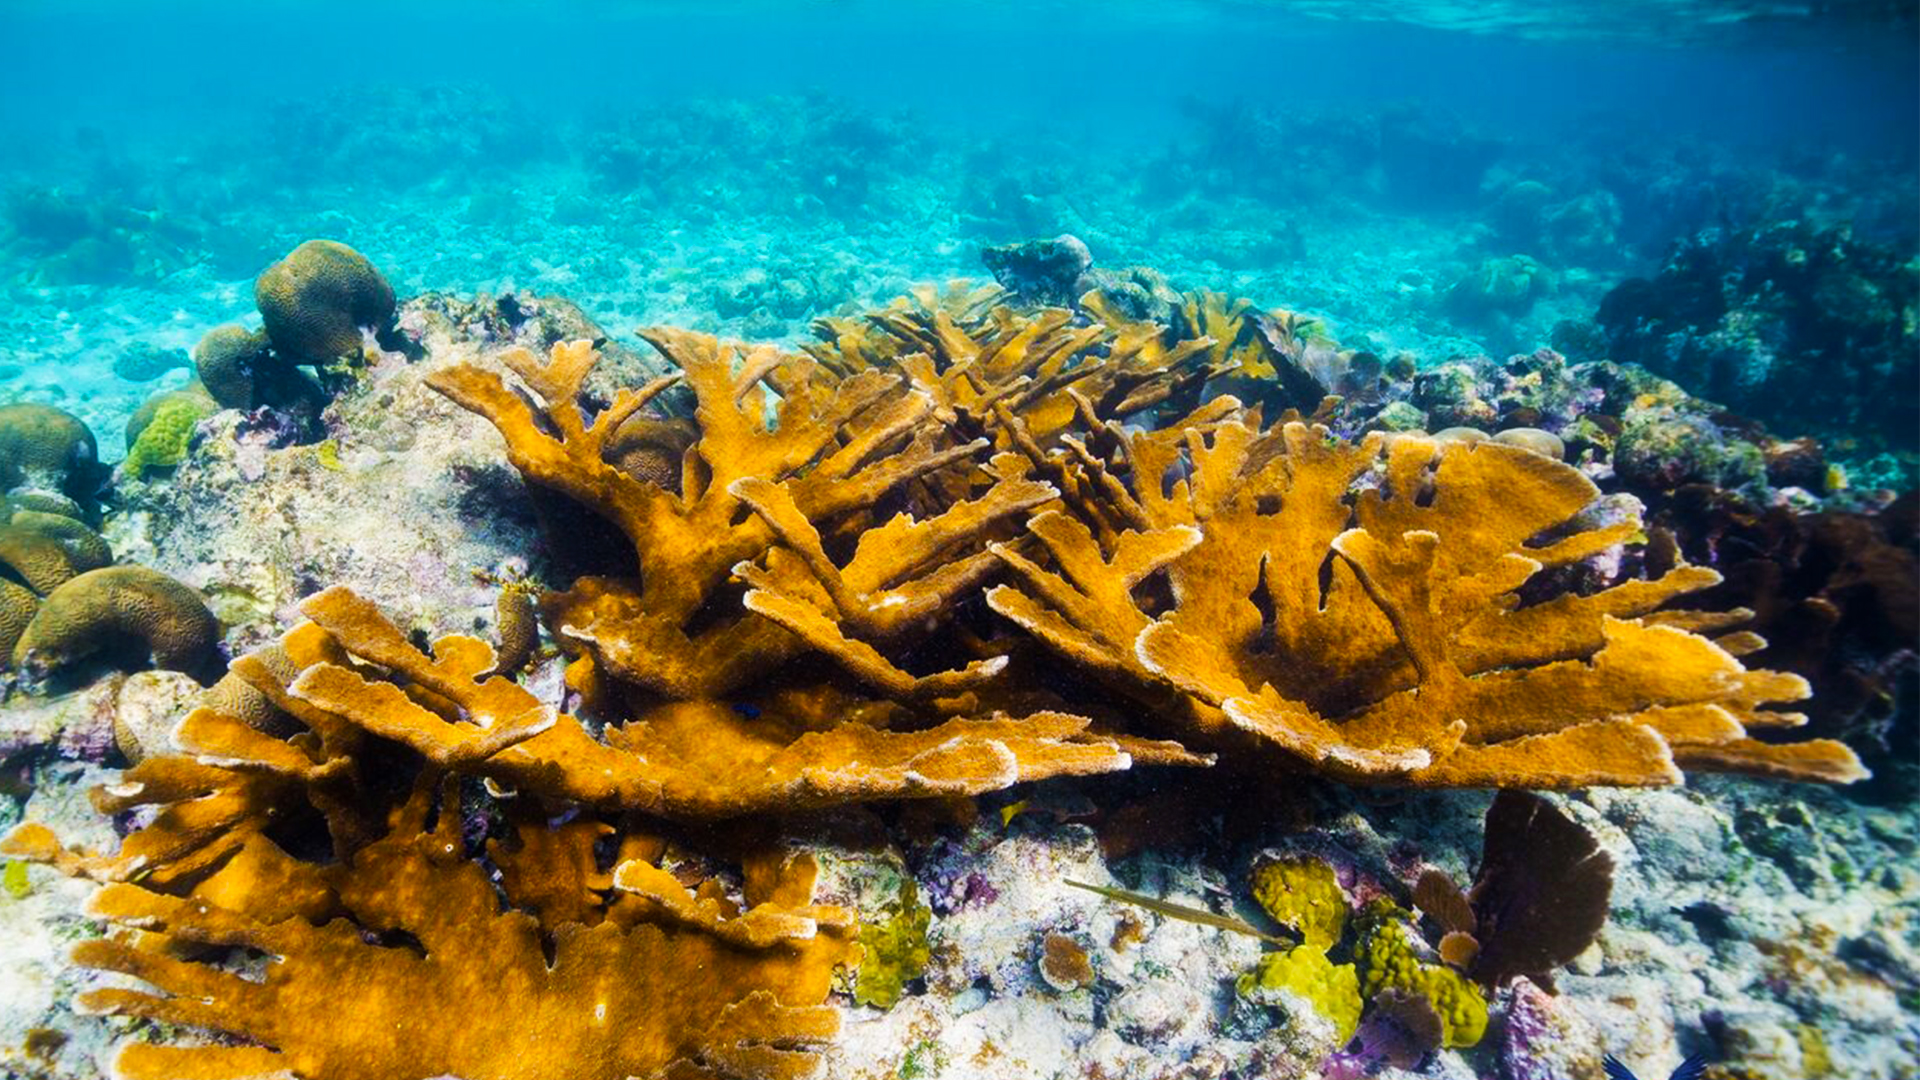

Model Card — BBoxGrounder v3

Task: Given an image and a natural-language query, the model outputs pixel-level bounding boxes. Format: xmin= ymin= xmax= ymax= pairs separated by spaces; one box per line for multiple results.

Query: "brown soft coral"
xmin=990 ymin=414 xmax=1864 ymax=787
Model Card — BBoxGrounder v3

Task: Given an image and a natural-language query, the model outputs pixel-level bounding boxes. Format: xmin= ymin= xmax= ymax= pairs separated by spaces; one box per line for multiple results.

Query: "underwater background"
xmin=0 ymin=2 xmax=1917 ymax=1079
xmin=3 ymin=1 xmax=1916 ymax=459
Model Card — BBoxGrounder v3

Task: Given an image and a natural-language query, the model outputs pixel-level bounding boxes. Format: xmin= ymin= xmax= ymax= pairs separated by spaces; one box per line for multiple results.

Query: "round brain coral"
xmin=7 ymin=509 xmax=110 ymax=574
xmin=5 ymin=490 xmax=86 ymax=521
xmin=0 ymin=528 xmax=83 ymax=596
xmin=254 ymin=239 xmax=396 ymax=364
xmin=0 ymin=403 xmax=100 ymax=501
xmin=192 ymin=325 xmax=277 ymax=409
xmin=13 ymin=566 xmax=219 ymax=683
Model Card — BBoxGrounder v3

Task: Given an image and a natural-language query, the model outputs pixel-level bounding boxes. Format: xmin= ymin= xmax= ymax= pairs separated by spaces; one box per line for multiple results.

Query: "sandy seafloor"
xmin=0 ymin=3 xmax=1918 ymax=1078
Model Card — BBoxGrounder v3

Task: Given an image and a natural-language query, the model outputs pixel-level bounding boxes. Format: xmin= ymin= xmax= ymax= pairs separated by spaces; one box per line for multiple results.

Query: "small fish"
xmin=1066 ymin=879 xmax=1290 ymax=946
xmin=731 ymin=702 xmax=762 ymax=719
xmin=1604 ymin=1052 xmax=1710 ymax=1080
xmin=999 ymin=799 xmax=1031 ymax=827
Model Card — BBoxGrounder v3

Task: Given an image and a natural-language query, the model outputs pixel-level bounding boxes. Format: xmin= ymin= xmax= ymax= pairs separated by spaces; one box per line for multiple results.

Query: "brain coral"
xmin=254 ymin=239 xmax=396 ymax=364
xmin=0 ymin=527 xmax=84 ymax=596
xmin=124 ymin=383 xmax=212 ymax=449
xmin=9 ymin=509 xmax=111 ymax=574
xmin=192 ymin=324 xmax=277 ymax=409
xmin=0 ymin=579 xmax=37 ymax=667
xmin=13 ymin=565 xmax=219 ymax=683
xmin=122 ymin=395 xmax=214 ymax=477
xmin=0 ymin=403 xmax=100 ymax=501
xmin=0 ymin=504 xmax=113 ymax=669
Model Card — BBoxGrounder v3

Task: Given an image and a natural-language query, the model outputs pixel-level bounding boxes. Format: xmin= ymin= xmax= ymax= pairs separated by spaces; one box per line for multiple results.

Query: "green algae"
xmin=855 ymin=876 xmax=932 ymax=1009
xmin=3 ymin=858 xmax=30 ymax=899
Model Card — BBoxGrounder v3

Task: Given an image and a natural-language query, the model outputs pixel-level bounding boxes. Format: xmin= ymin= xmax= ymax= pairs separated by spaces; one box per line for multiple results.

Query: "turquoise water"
xmin=0 ymin=1 xmax=1913 ymax=454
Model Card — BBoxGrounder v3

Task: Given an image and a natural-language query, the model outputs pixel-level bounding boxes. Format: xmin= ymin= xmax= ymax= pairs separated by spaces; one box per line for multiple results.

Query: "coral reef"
xmin=0 ymin=269 xmax=1910 ymax=1080
xmin=192 ymin=323 xmax=321 ymax=412
xmin=1595 ymin=221 xmax=1919 ymax=449
xmin=403 ymin=294 xmax=1860 ymax=794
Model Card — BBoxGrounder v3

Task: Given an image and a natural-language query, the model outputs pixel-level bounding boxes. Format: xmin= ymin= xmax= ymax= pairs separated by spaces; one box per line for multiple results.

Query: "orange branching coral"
xmin=801 ymin=278 xmax=1008 ymax=379
xmin=805 ymin=290 xmax=1219 ymax=448
xmin=990 ymin=414 xmax=1866 ymax=787
xmin=421 ymin=333 xmax=1196 ymax=813
xmin=430 ymin=333 xmax=974 ymax=700
xmin=280 ymin=586 xmax=1167 ymax=817
xmin=2 ymin=624 xmax=372 ymax=921
xmin=67 ymin=779 xmax=857 ymax=1080
xmin=427 ymin=317 xmax=1859 ymax=791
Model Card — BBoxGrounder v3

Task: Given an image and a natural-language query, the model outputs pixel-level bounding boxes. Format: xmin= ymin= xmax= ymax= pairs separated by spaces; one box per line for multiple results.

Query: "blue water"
xmin=0 ymin=0 xmax=1914 ymax=454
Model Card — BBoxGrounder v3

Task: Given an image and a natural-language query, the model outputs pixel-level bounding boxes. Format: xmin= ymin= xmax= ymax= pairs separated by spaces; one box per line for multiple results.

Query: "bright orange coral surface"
xmin=70 ymin=780 xmax=856 ymax=1080
xmin=427 ymin=307 xmax=1860 ymax=791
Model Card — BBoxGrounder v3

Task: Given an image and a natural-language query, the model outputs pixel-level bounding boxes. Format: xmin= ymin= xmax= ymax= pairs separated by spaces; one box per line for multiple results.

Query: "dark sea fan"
xmin=1468 ymin=790 xmax=1614 ymax=991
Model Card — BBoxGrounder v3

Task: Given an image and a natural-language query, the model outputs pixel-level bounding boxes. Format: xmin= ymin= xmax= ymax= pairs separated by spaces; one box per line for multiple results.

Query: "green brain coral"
xmin=1251 ymin=855 xmax=1349 ymax=948
xmin=0 ymin=529 xmax=80 ymax=597
xmin=123 ymin=396 xmax=212 ymax=478
xmin=1358 ymin=917 xmax=1487 ymax=1048
xmin=14 ymin=566 xmax=219 ymax=683
xmin=1236 ymin=944 xmax=1363 ymax=1043
xmin=255 ymin=239 xmax=396 ymax=364
xmin=855 ymin=876 xmax=933 ymax=1009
